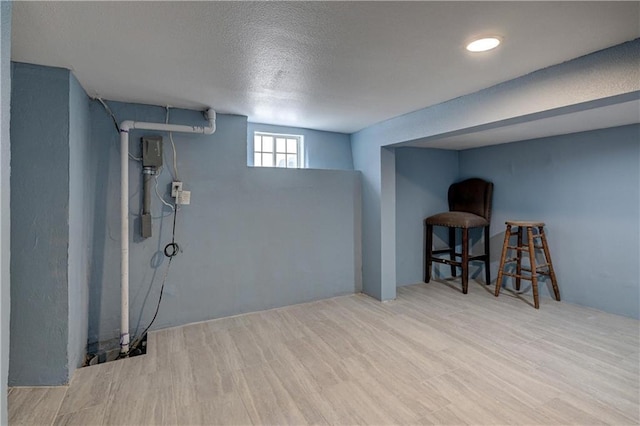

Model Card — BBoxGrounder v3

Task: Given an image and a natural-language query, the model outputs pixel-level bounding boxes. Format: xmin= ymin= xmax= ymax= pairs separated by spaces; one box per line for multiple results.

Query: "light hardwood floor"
xmin=9 ymin=280 xmax=640 ymax=425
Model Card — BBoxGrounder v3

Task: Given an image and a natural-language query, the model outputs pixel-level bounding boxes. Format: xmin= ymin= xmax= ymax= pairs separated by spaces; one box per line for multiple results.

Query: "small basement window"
xmin=253 ymin=132 xmax=304 ymax=168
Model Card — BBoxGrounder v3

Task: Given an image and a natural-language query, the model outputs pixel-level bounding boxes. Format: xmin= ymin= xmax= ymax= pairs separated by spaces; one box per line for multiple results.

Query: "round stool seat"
xmin=505 ymin=220 xmax=545 ymax=227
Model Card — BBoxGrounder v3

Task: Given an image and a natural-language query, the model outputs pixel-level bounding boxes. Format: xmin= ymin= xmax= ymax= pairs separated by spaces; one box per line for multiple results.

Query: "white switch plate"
xmin=171 ymin=181 xmax=183 ymax=197
xmin=177 ymin=190 xmax=191 ymax=205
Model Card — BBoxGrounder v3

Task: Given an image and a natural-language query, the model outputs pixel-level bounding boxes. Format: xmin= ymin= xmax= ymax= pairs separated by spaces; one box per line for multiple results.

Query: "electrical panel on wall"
xmin=140 ymin=136 xmax=164 ymax=238
xmin=142 ymin=136 xmax=163 ymax=168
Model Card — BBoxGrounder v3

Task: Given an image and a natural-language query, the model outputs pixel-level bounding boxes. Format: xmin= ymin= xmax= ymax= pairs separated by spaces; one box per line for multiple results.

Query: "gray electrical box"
xmin=141 ymin=213 xmax=152 ymax=238
xmin=142 ymin=136 xmax=163 ymax=168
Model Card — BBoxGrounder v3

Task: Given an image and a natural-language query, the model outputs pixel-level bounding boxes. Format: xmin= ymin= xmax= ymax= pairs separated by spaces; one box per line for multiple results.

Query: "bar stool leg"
xmin=495 ymin=224 xmax=511 ymax=297
xmin=516 ymin=227 xmax=523 ymax=291
xmin=539 ymin=226 xmax=560 ymax=301
xmin=527 ymin=226 xmax=539 ymax=309
xmin=462 ymin=228 xmax=469 ymax=294
xmin=425 ymin=223 xmax=433 ymax=283
xmin=484 ymin=226 xmax=491 ymax=285
xmin=449 ymin=227 xmax=457 ymax=278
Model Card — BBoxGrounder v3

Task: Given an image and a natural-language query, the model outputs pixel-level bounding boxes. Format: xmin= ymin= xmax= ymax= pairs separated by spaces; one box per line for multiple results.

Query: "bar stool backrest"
xmin=448 ymin=178 xmax=494 ymax=221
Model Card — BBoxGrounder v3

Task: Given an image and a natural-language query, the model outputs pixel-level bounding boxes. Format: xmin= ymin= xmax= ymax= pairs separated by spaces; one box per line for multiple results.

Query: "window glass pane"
xmin=287 ymin=138 xmax=297 ymax=153
xmin=250 ymin=133 xmax=303 ymax=168
xmin=262 ymin=136 xmax=273 ymax=152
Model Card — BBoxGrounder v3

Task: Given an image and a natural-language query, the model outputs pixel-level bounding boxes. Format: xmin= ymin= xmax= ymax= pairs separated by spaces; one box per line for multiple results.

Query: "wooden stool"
xmin=494 ymin=221 xmax=560 ymax=309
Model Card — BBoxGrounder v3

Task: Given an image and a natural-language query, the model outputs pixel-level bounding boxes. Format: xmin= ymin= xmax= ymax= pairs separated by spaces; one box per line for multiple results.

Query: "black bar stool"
xmin=424 ymin=178 xmax=493 ymax=294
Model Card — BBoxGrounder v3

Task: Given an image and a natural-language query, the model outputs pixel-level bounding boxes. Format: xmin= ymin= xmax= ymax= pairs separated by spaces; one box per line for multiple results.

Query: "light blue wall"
xmin=395 ymin=148 xmax=459 ymax=286
xmin=68 ymin=74 xmax=91 ymax=377
xmin=89 ymin=101 xmax=361 ymax=347
xmin=10 ymin=63 xmax=71 ymax=385
xmin=1 ymin=1 xmax=12 ymax=422
xmin=247 ymin=122 xmax=353 ymax=170
xmin=351 ymin=39 xmax=640 ymax=303
xmin=459 ymin=125 xmax=640 ymax=318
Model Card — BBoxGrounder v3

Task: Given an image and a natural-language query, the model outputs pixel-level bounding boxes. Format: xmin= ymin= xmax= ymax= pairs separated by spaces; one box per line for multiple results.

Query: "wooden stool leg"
xmin=539 ymin=226 xmax=560 ymax=301
xmin=527 ymin=226 xmax=539 ymax=309
xmin=495 ymin=224 xmax=511 ymax=297
xmin=425 ymin=223 xmax=433 ymax=283
xmin=484 ymin=226 xmax=491 ymax=285
xmin=516 ymin=227 xmax=523 ymax=291
xmin=449 ymin=227 xmax=457 ymax=278
xmin=461 ymin=228 xmax=469 ymax=294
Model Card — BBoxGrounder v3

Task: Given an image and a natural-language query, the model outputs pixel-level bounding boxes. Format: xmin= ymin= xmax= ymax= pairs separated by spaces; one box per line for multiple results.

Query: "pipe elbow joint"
xmin=204 ymin=108 xmax=216 ymax=134
xmin=120 ymin=120 xmax=135 ymax=132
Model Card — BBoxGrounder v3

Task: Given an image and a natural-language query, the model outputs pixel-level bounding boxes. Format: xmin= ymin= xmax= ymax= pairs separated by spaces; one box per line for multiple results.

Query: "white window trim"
xmin=253 ymin=131 xmax=305 ymax=169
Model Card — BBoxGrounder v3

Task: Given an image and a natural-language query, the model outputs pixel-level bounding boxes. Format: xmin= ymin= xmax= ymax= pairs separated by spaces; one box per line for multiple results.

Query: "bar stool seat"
xmin=426 ymin=212 xmax=489 ymax=228
xmin=494 ymin=220 xmax=560 ymax=309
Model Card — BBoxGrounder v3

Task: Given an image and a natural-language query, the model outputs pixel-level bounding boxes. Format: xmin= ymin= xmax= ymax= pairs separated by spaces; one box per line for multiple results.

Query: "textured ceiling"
xmin=10 ymin=1 xmax=640 ymax=134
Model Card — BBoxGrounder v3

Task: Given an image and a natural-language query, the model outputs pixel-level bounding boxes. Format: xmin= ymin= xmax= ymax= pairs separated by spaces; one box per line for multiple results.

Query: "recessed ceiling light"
xmin=466 ymin=37 xmax=501 ymax=52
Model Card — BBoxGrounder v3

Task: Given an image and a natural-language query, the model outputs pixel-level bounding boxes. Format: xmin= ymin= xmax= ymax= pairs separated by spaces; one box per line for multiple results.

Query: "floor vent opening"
xmin=84 ymin=333 xmax=147 ymax=367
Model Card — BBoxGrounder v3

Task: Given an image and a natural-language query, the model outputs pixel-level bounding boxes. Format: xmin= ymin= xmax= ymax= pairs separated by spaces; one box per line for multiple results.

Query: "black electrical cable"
xmin=95 ymin=97 xmax=142 ymax=162
xmin=96 ymin=97 xmax=120 ymax=133
xmin=164 ymin=207 xmax=180 ymax=258
xmin=128 ymin=207 xmax=179 ymax=354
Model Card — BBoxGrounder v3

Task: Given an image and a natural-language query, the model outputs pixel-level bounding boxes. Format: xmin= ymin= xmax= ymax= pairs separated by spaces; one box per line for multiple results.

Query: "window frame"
xmin=253 ymin=131 xmax=305 ymax=169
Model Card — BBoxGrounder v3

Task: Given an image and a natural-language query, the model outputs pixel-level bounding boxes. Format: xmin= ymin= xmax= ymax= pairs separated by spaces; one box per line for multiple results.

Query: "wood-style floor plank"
xmin=53 ymin=404 xmax=106 ymax=426
xmin=8 ymin=387 xmax=67 ymax=426
xmin=57 ymin=361 xmax=117 ymax=417
xmin=8 ymin=279 xmax=640 ymax=425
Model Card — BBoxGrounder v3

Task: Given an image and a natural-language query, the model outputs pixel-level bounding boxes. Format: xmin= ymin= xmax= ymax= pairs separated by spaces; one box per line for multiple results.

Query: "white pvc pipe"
xmin=120 ymin=128 xmax=130 ymax=355
xmin=119 ymin=108 xmax=216 ymax=355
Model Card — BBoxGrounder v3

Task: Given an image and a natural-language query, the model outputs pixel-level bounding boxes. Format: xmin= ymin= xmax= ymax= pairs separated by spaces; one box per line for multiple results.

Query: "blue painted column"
xmin=1 ymin=1 xmax=13 ymax=422
xmin=380 ymin=147 xmax=397 ymax=301
xmin=10 ymin=63 xmax=72 ymax=386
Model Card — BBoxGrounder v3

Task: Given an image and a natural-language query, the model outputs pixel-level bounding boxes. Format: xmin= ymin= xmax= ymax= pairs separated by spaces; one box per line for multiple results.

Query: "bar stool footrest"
xmin=432 ymin=258 xmax=461 ymax=267
xmin=432 ymin=248 xmax=453 ymax=255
